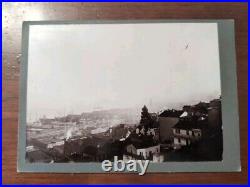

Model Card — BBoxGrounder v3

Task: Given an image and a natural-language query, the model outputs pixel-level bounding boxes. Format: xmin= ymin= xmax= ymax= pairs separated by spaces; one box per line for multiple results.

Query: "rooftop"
xmin=173 ymin=118 xmax=201 ymax=130
xmin=129 ymin=140 xmax=159 ymax=149
xmin=159 ymin=109 xmax=183 ymax=118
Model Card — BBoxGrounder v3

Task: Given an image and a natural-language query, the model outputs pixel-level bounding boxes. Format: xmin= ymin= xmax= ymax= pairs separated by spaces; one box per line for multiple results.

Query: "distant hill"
xmin=80 ymin=108 xmax=141 ymax=124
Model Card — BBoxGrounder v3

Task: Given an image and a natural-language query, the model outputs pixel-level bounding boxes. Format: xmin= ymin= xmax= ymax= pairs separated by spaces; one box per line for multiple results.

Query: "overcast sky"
xmin=27 ymin=23 xmax=221 ymax=121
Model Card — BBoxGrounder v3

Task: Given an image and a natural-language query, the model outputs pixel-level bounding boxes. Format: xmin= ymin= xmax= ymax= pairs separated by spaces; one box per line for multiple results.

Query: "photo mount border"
xmin=17 ymin=20 xmax=241 ymax=173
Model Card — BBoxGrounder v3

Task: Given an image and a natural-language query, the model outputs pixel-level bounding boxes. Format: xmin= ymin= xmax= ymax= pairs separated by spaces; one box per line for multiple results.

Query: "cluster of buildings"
xmin=26 ymin=122 xmax=134 ymax=163
xmin=159 ymin=98 xmax=222 ymax=149
xmin=26 ymin=98 xmax=222 ymax=163
xmin=122 ymin=98 xmax=222 ymax=162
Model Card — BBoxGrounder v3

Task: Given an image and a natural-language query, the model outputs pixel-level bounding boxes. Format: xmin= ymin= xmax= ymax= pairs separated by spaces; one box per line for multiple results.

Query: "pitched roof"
xmin=159 ymin=110 xmax=183 ymax=118
xmin=180 ymin=111 xmax=188 ymax=118
xmin=173 ymin=118 xmax=200 ymax=130
xmin=129 ymin=141 xmax=158 ymax=149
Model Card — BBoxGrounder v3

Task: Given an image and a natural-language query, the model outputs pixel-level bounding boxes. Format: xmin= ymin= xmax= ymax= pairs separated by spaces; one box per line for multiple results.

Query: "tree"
xmin=140 ymin=105 xmax=152 ymax=128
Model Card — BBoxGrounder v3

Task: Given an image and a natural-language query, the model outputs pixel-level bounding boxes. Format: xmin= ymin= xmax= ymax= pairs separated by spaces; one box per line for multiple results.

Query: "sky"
xmin=27 ymin=23 xmax=221 ymax=122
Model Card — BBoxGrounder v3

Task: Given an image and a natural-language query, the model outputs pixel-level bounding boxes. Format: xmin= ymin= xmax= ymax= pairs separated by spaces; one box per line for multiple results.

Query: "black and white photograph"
xmin=25 ymin=22 xmax=223 ymax=164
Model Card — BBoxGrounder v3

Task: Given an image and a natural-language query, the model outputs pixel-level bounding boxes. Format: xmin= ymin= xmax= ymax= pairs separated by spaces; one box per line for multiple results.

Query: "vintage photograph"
xmin=25 ymin=22 xmax=223 ymax=163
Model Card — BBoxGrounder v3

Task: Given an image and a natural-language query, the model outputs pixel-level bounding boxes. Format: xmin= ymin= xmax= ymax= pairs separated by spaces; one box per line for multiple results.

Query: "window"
xmin=149 ymin=151 xmax=152 ymax=157
xmin=178 ymin=138 xmax=181 ymax=143
xmin=175 ymin=129 xmax=180 ymax=134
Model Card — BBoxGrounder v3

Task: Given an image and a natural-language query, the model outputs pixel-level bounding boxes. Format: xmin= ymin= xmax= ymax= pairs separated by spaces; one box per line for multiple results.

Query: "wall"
xmin=137 ymin=145 xmax=160 ymax=159
xmin=159 ymin=117 xmax=179 ymax=142
xmin=126 ymin=144 xmax=137 ymax=155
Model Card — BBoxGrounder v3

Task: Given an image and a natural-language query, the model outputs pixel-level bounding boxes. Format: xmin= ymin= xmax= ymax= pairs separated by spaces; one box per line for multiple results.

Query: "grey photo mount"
xmin=17 ymin=20 xmax=241 ymax=173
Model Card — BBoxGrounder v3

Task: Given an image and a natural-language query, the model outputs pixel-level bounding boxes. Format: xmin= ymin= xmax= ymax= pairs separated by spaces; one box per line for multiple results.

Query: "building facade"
xmin=172 ymin=119 xmax=202 ymax=148
xmin=125 ymin=144 xmax=160 ymax=160
xmin=158 ymin=110 xmax=182 ymax=142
